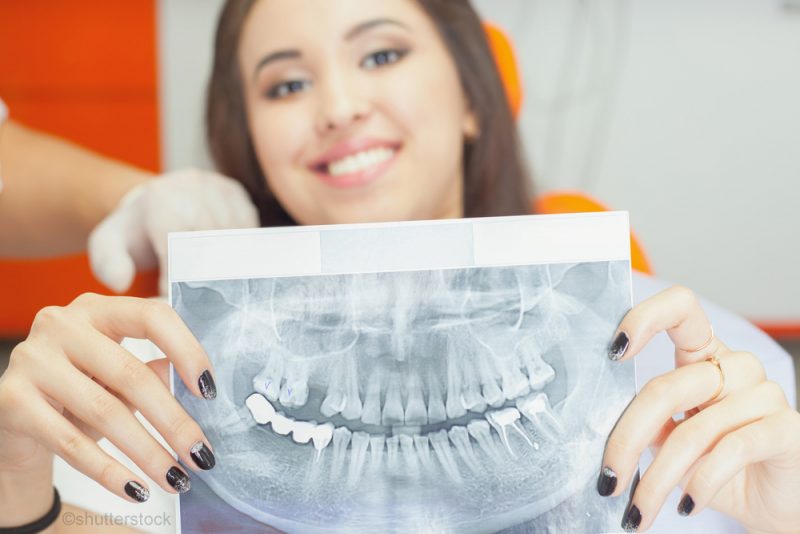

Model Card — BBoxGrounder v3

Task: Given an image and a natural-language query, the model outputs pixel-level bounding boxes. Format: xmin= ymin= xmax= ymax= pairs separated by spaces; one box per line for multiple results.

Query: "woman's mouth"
xmin=311 ymin=142 xmax=401 ymax=189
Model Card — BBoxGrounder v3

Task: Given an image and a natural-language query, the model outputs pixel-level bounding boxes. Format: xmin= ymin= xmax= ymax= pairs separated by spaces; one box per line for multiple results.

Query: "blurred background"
xmin=0 ymin=0 xmax=798 ymax=391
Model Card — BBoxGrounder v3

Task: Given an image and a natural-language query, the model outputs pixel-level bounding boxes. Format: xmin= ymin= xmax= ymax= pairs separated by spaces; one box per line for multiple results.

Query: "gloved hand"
xmin=88 ymin=168 xmax=259 ymax=295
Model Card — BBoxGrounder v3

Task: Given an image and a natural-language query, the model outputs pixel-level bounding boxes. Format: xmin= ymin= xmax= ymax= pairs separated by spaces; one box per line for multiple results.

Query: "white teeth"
xmin=386 ymin=435 xmax=400 ymax=470
xmin=245 ymin=392 xmax=275 ymax=425
xmin=291 ymin=421 xmax=316 ymax=444
xmin=331 ymin=426 xmax=352 ymax=477
xmin=320 ymin=362 xmax=347 ymax=417
xmin=340 ymin=356 xmax=362 ymax=420
xmin=253 ymin=353 xmax=284 ymax=401
xmin=312 ymin=423 xmax=334 ymax=454
xmin=445 ymin=352 xmax=467 ymax=419
xmin=381 ymin=372 xmax=405 ymax=426
xmin=486 ymin=407 xmax=534 ymax=456
xmin=327 ymin=147 xmax=395 ymax=177
xmin=279 ymin=361 xmax=309 ymax=408
xmin=361 ymin=367 xmax=383 ymax=425
xmin=519 ymin=343 xmax=555 ymax=390
xmin=404 ymin=372 xmax=428 ymax=425
xmin=426 ymin=372 xmax=448 ymax=424
xmin=448 ymin=426 xmax=480 ymax=473
xmin=369 ymin=435 xmax=385 ymax=467
xmin=270 ymin=412 xmax=293 ymax=436
xmin=430 ymin=429 xmax=461 ymax=482
xmin=399 ymin=434 xmax=419 ymax=474
xmin=347 ymin=432 xmax=370 ymax=486
xmin=499 ymin=362 xmax=530 ymax=400
xmin=413 ymin=435 xmax=433 ymax=467
xmin=392 ymin=425 xmax=421 ymax=436
xmin=516 ymin=392 xmax=563 ymax=441
xmin=467 ymin=419 xmax=504 ymax=463
xmin=477 ymin=358 xmax=505 ymax=408
xmin=460 ymin=360 xmax=487 ymax=413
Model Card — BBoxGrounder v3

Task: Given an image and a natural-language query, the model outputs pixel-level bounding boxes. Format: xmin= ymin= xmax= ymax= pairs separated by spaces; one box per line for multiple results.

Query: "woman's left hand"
xmin=599 ymin=285 xmax=800 ymax=533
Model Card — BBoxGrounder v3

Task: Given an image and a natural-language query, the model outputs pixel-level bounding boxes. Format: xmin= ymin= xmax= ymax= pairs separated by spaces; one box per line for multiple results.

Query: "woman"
xmin=1 ymin=1 xmax=798 ymax=532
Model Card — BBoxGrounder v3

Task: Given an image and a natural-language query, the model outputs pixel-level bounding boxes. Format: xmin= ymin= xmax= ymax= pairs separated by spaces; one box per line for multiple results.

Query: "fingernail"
xmin=597 ymin=466 xmax=617 ymax=497
xmin=678 ymin=494 xmax=695 ymax=516
xmin=190 ymin=441 xmax=216 ymax=470
xmin=621 ymin=504 xmax=642 ymax=532
xmin=609 ymin=331 xmax=630 ymax=361
xmin=124 ymin=480 xmax=150 ymax=503
xmin=198 ymin=369 xmax=217 ymax=400
xmin=166 ymin=466 xmax=191 ymax=493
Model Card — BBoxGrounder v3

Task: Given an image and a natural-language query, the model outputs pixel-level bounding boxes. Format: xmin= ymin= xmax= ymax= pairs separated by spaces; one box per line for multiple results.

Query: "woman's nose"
xmin=314 ymin=73 xmax=371 ymax=134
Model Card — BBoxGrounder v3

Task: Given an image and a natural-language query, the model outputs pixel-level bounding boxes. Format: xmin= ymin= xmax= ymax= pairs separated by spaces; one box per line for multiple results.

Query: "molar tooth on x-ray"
xmin=173 ymin=258 xmax=634 ymax=533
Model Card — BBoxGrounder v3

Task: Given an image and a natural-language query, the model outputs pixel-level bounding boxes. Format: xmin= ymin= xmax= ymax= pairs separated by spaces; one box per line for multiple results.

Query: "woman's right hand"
xmin=0 ymin=293 xmax=218 ymax=503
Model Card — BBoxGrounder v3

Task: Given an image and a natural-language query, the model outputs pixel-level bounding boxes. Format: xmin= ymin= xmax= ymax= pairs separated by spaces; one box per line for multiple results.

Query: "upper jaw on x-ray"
xmin=173 ymin=260 xmax=632 ymax=533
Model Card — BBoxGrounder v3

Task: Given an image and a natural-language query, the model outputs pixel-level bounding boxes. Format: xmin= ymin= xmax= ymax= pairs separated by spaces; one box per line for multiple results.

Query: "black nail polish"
xmin=609 ymin=331 xmax=630 ymax=361
xmin=166 ymin=466 xmax=191 ymax=493
xmin=597 ymin=466 xmax=617 ymax=497
xmin=198 ymin=370 xmax=217 ymax=400
xmin=190 ymin=441 xmax=216 ymax=470
xmin=621 ymin=504 xmax=642 ymax=532
xmin=678 ymin=494 xmax=695 ymax=516
xmin=124 ymin=480 xmax=150 ymax=503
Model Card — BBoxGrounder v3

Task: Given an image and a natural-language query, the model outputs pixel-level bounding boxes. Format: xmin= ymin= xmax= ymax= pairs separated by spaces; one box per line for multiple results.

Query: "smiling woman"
xmin=207 ymin=0 xmax=531 ymax=227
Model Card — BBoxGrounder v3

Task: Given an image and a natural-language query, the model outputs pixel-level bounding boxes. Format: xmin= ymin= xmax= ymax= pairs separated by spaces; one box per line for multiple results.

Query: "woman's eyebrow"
xmin=345 ymin=18 xmax=411 ymax=41
xmin=253 ymin=50 xmax=301 ymax=81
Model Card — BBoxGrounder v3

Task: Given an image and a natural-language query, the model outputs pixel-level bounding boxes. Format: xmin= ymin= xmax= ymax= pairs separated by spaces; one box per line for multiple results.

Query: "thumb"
xmin=88 ymin=214 xmax=137 ymax=294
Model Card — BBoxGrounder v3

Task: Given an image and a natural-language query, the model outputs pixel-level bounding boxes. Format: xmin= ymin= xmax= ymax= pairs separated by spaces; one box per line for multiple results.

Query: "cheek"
xmin=250 ymin=107 xmax=308 ymax=189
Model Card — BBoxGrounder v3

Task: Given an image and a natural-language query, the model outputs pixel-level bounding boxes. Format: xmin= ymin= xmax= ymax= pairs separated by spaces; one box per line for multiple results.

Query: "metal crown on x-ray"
xmin=173 ymin=260 xmax=633 ymax=533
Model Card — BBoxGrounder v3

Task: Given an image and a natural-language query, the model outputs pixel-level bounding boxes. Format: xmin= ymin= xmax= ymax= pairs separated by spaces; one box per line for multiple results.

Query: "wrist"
xmin=0 ymin=463 xmax=55 ymax=527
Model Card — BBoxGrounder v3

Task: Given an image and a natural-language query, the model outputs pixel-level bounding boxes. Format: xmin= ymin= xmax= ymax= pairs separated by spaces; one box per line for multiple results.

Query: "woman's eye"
xmin=266 ymin=79 xmax=310 ymax=100
xmin=361 ymin=49 xmax=407 ymax=70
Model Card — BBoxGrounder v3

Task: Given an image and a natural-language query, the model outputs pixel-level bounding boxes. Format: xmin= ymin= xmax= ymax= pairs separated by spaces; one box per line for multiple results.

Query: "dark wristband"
xmin=0 ymin=487 xmax=61 ymax=534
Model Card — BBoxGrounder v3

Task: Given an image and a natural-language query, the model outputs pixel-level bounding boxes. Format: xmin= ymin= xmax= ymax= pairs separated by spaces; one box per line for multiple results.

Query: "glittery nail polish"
xmin=597 ymin=466 xmax=617 ymax=497
xmin=190 ymin=441 xmax=216 ymax=470
xmin=166 ymin=466 xmax=191 ymax=493
xmin=124 ymin=480 xmax=150 ymax=503
xmin=609 ymin=331 xmax=629 ymax=361
xmin=198 ymin=369 xmax=217 ymax=400
xmin=621 ymin=504 xmax=642 ymax=532
xmin=678 ymin=494 xmax=695 ymax=516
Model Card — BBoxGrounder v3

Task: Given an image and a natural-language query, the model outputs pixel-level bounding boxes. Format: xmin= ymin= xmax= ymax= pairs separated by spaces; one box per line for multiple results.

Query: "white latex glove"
xmin=88 ymin=168 xmax=259 ymax=295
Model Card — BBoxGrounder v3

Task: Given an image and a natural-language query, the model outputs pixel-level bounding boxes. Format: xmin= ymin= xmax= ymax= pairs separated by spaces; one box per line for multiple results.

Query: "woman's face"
xmin=238 ymin=0 xmax=478 ymax=225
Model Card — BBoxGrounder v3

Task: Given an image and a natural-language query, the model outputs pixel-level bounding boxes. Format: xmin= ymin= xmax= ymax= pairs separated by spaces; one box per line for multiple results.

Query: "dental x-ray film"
xmin=169 ymin=214 xmax=636 ymax=533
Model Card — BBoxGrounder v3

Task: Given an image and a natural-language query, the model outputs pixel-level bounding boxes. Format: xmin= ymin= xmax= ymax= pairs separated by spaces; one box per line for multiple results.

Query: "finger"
xmin=147 ymin=358 xmax=171 ymax=389
xmin=21 ymin=392 xmax=153 ymax=503
xmin=609 ymin=285 xmax=728 ymax=366
xmin=68 ymin=293 xmax=217 ymax=401
xmin=62 ymin=327 xmax=215 ymax=472
xmin=88 ymin=215 xmax=137 ymax=294
xmin=625 ymin=380 xmax=789 ymax=531
xmin=599 ymin=351 xmax=764 ymax=498
xmin=681 ymin=408 xmax=800 ymax=519
xmin=35 ymin=360 xmax=196 ymax=493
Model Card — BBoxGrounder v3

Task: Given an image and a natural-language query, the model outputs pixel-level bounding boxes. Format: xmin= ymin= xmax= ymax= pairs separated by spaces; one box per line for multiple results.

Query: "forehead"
xmin=239 ymin=0 xmax=434 ymax=58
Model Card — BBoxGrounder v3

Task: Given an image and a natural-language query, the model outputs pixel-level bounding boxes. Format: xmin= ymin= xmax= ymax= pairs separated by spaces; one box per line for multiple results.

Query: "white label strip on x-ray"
xmin=168 ymin=212 xmax=630 ymax=283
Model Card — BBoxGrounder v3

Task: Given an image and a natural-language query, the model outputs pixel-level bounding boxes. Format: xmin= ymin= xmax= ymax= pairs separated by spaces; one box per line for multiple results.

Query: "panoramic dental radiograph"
xmin=172 ymin=260 xmax=634 ymax=533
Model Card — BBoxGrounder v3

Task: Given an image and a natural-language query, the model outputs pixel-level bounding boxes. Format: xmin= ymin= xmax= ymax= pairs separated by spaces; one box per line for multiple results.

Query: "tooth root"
xmin=320 ymin=364 xmax=346 ymax=417
xmin=467 ymin=419 xmax=504 ymax=463
xmin=426 ymin=373 xmax=447 ymax=424
xmin=381 ymin=373 xmax=405 ymax=426
xmin=445 ymin=354 xmax=467 ymax=419
xmin=516 ymin=392 xmax=564 ymax=441
xmin=404 ymin=373 xmax=428 ymax=425
xmin=369 ymin=435 xmax=385 ymax=467
xmin=521 ymin=347 xmax=555 ymax=390
xmin=361 ymin=369 xmax=383 ymax=426
xmin=312 ymin=422 xmax=334 ymax=459
xmin=291 ymin=421 xmax=316 ymax=444
xmin=448 ymin=426 xmax=480 ymax=473
xmin=346 ymin=432 xmax=370 ymax=486
xmin=399 ymin=435 xmax=419 ymax=474
xmin=386 ymin=436 xmax=400 ymax=470
xmin=245 ymin=393 xmax=276 ymax=425
xmin=486 ymin=407 xmax=531 ymax=457
xmin=341 ymin=356 xmax=363 ymax=420
xmin=331 ymin=427 xmax=352 ymax=477
xmin=500 ymin=364 xmax=530 ymax=400
xmin=460 ymin=368 xmax=487 ymax=413
xmin=270 ymin=412 xmax=293 ymax=436
xmin=477 ymin=359 xmax=505 ymax=408
xmin=430 ymin=429 xmax=462 ymax=482
xmin=253 ymin=354 xmax=284 ymax=401
xmin=413 ymin=435 xmax=433 ymax=467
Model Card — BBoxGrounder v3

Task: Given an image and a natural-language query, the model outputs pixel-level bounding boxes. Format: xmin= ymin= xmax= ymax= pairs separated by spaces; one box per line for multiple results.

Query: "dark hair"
xmin=207 ymin=0 xmax=532 ymax=226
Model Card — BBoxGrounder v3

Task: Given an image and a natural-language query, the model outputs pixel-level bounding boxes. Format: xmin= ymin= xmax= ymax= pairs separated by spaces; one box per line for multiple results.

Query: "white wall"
xmin=158 ymin=0 xmax=800 ymax=322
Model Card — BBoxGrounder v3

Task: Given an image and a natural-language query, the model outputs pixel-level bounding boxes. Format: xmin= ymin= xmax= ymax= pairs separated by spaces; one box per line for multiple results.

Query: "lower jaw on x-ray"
xmin=172 ymin=261 xmax=633 ymax=533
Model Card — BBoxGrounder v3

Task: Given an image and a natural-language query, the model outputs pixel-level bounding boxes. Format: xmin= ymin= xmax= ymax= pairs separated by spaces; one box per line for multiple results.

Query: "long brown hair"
xmin=207 ymin=0 xmax=532 ymax=226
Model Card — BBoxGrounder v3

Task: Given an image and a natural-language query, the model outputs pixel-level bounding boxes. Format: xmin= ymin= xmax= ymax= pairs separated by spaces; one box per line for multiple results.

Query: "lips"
xmin=309 ymin=139 xmax=401 ymax=189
